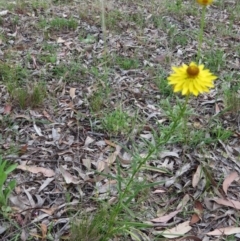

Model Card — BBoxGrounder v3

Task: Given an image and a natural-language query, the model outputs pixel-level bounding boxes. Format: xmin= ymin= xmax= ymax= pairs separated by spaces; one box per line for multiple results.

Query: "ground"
xmin=0 ymin=0 xmax=240 ymax=240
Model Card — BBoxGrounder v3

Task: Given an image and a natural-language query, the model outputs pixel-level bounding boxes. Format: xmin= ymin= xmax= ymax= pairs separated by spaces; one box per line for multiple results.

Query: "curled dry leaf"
xmin=0 ymin=10 xmax=8 ymax=16
xmin=41 ymin=223 xmax=47 ymax=241
xmin=190 ymin=213 xmax=200 ymax=225
xmin=98 ymin=145 xmax=121 ymax=172
xmin=207 ymin=226 xmax=240 ymax=236
xmin=194 ymin=200 xmax=203 ymax=216
xmin=151 ymin=209 xmax=181 ymax=223
xmin=84 ymin=136 xmax=95 ymax=147
xmin=222 ymin=171 xmax=239 ymax=195
xmin=159 ymin=151 xmax=179 ymax=159
xmin=177 ymin=194 xmax=190 ymax=210
xmin=59 ymin=165 xmax=81 ymax=184
xmin=152 ymin=189 xmax=166 ymax=194
xmin=192 ymin=165 xmax=202 ymax=188
xmin=153 ymin=221 xmax=192 ymax=238
xmin=17 ymin=165 xmax=55 ymax=177
xmin=33 ymin=123 xmax=43 ymax=136
xmin=69 ymin=87 xmax=76 ymax=99
xmin=3 ymin=104 xmax=12 ymax=114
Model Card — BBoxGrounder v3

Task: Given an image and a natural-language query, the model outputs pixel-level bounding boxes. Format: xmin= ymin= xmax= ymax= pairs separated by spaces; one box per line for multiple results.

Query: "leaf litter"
xmin=0 ymin=0 xmax=240 ymax=240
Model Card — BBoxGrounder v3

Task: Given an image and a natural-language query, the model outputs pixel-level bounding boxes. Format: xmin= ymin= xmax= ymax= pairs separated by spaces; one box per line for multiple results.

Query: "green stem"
xmin=197 ymin=6 xmax=206 ymax=63
xmin=104 ymin=96 xmax=190 ymax=239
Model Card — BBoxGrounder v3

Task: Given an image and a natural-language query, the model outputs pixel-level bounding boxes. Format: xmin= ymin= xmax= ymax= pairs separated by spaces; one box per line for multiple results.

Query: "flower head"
xmin=167 ymin=62 xmax=217 ymax=96
xmin=197 ymin=0 xmax=213 ymax=6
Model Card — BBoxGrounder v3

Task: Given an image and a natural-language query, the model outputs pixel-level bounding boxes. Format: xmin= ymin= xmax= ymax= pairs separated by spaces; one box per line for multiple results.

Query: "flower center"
xmin=187 ymin=65 xmax=199 ymax=77
xmin=197 ymin=0 xmax=212 ymax=5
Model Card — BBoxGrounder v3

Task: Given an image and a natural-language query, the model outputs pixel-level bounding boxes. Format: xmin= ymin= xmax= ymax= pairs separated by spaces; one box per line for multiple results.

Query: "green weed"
xmin=104 ymin=10 xmax=123 ymax=31
xmin=102 ymin=108 xmax=133 ymax=135
xmin=39 ymin=17 xmax=78 ymax=31
xmin=202 ymin=49 xmax=226 ymax=72
xmin=0 ymin=156 xmax=17 ymax=209
xmin=115 ymin=56 xmax=139 ymax=70
xmin=89 ymin=92 xmax=105 ymax=113
xmin=51 ymin=61 xmax=86 ymax=82
xmin=224 ymin=89 xmax=240 ymax=116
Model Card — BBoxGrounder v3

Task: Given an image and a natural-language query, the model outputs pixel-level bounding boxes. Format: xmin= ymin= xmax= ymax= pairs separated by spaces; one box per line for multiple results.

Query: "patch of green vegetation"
xmin=89 ymin=92 xmax=105 ymax=113
xmin=189 ymin=125 xmax=232 ymax=147
xmin=102 ymin=108 xmax=134 ymax=135
xmin=171 ymin=31 xmax=189 ymax=46
xmin=70 ymin=162 xmax=156 ymax=241
xmin=151 ymin=14 xmax=171 ymax=30
xmin=39 ymin=54 xmax=57 ymax=64
xmin=31 ymin=0 xmax=50 ymax=9
xmin=224 ymin=89 xmax=240 ymax=115
xmin=70 ymin=206 xmax=107 ymax=241
xmin=115 ymin=56 xmax=139 ymax=70
xmin=104 ymin=10 xmax=124 ymax=31
xmin=154 ymin=68 xmax=173 ymax=97
xmin=8 ymin=81 xmax=47 ymax=109
xmin=202 ymin=49 xmax=226 ymax=72
xmin=51 ymin=61 xmax=87 ymax=82
xmin=38 ymin=17 xmax=78 ymax=31
xmin=79 ymin=34 xmax=96 ymax=44
xmin=42 ymin=42 xmax=59 ymax=53
xmin=164 ymin=0 xmax=198 ymax=17
xmin=127 ymin=12 xmax=146 ymax=28
xmin=0 ymin=61 xmax=47 ymax=108
xmin=0 ymin=62 xmax=28 ymax=85
xmin=0 ymin=156 xmax=17 ymax=209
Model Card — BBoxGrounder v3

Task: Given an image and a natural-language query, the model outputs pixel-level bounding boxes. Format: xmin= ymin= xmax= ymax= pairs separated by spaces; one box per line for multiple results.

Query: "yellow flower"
xmin=197 ymin=0 xmax=213 ymax=6
xmin=167 ymin=62 xmax=217 ymax=96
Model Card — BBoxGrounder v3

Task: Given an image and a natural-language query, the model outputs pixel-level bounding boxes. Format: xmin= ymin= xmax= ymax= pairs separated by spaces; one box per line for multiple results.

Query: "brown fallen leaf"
xmin=207 ymin=226 xmax=240 ymax=236
xmin=17 ymin=165 xmax=55 ymax=177
xmin=98 ymin=145 xmax=121 ymax=172
xmin=222 ymin=171 xmax=239 ymax=195
xmin=104 ymin=139 xmax=117 ymax=148
xmin=153 ymin=221 xmax=192 ymax=238
xmin=194 ymin=200 xmax=203 ymax=217
xmin=41 ymin=223 xmax=47 ymax=241
xmin=190 ymin=201 xmax=203 ymax=226
xmin=151 ymin=209 xmax=181 ymax=223
xmin=213 ymin=198 xmax=240 ymax=210
xmin=43 ymin=110 xmax=53 ymax=122
xmin=190 ymin=213 xmax=200 ymax=225
xmin=19 ymin=144 xmax=28 ymax=156
xmin=3 ymin=104 xmax=12 ymax=114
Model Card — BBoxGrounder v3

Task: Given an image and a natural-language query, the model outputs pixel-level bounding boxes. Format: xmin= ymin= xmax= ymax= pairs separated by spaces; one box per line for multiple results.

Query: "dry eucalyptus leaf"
xmin=207 ymin=227 xmax=240 ymax=236
xmin=213 ymin=198 xmax=240 ymax=210
xmin=222 ymin=171 xmax=239 ymax=195
xmin=17 ymin=165 xmax=55 ymax=177
xmin=33 ymin=123 xmax=43 ymax=136
xmin=177 ymin=194 xmax=190 ymax=210
xmin=192 ymin=165 xmax=202 ymax=188
xmin=69 ymin=87 xmax=76 ymax=99
xmin=84 ymin=136 xmax=95 ymax=147
xmin=59 ymin=166 xmax=81 ymax=184
xmin=151 ymin=209 xmax=181 ymax=223
xmin=153 ymin=221 xmax=192 ymax=238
